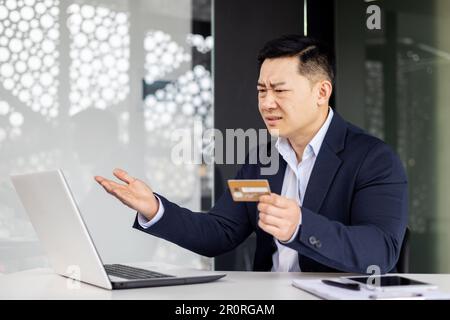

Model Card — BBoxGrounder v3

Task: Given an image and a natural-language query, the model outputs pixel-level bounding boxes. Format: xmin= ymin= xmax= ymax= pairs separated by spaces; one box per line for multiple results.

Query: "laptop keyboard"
xmin=104 ymin=264 xmax=174 ymax=280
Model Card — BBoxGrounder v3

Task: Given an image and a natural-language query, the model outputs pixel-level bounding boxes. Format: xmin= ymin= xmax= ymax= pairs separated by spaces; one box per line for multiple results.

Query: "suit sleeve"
xmin=285 ymin=142 xmax=408 ymax=274
xmin=132 ymin=165 xmax=254 ymax=257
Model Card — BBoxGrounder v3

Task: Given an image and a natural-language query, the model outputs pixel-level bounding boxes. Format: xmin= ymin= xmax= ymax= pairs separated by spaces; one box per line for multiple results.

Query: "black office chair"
xmin=396 ymin=227 xmax=410 ymax=273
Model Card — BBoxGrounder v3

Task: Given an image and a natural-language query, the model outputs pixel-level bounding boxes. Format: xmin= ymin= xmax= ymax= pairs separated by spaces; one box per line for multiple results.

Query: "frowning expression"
xmin=257 ymin=56 xmax=327 ymax=138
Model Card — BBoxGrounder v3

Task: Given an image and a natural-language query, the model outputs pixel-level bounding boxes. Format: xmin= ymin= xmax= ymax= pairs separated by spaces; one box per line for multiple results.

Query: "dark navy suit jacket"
xmin=133 ymin=111 xmax=408 ymax=274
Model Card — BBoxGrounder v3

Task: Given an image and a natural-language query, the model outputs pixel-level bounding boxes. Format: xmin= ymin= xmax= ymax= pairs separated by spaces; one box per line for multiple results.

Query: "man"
xmin=95 ymin=35 xmax=408 ymax=274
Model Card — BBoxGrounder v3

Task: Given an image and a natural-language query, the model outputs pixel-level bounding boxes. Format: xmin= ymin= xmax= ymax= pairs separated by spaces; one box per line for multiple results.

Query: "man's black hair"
xmin=257 ymin=34 xmax=335 ymax=84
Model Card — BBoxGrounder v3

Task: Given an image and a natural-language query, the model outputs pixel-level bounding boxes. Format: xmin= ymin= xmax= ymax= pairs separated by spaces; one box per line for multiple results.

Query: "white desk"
xmin=1 ymin=263 xmax=450 ymax=300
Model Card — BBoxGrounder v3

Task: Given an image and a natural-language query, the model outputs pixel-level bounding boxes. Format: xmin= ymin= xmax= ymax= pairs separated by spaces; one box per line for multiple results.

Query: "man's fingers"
xmin=94 ymin=174 xmax=138 ymax=210
xmin=99 ymin=180 xmax=115 ymax=194
xmin=113 ymin=168 xmax=136 ymax=184
xmin=257 ymin=203 xmax=284 ymax=218
xmin=99 ymin=181 xmax=134 ymax=204
xmin=259 ymin=212 xmax=283 ymax=227
xmin=259 ymin=193 xmax=289 ymax=208
xmin=96 ymin=177 xmax=125 ymax=194
xmin=94 ymin=176 xmax=105 ymax=183
xmin=107 ymin=180 xmax=126 ymax=190
xmin=270 ymin=193 xmax=289 ymax=208
xmin=258 ymin=219 xmax=280 ymax=237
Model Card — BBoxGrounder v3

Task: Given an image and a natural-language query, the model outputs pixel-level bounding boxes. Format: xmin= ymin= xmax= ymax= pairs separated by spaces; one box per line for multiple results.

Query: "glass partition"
xmin=336 ymin=0 xmax=450 ymax=272
xmin=0 ymin=0 xmax=213 ymax=274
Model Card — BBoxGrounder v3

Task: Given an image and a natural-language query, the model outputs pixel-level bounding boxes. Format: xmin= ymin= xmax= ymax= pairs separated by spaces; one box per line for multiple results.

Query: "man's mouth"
xmin=265 ymin=116 xmax=283 ymax=125
xmin=265 ymin=116 xmax=283 ymax=121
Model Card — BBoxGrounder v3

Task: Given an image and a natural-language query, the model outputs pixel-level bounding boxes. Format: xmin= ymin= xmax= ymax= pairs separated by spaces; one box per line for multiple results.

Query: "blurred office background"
xmin=0 ymin=0 xmax=214 ymax=273
xmin=1 ymin=0 xmax=450 ymax=274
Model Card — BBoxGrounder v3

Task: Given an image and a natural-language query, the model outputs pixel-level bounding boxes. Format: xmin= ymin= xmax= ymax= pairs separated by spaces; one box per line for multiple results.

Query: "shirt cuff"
xmin=137 ymin=195 xmax=165 ymax=229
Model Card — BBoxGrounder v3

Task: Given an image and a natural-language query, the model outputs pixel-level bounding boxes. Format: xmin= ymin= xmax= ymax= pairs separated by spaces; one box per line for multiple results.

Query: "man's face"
xmin=257 ymin=56 xmax=325 ymax=138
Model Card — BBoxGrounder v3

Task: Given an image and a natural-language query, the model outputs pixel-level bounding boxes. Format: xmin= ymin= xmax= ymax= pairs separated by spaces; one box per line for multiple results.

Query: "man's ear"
xmin=317 ymin=80 xmax=333 ymax=106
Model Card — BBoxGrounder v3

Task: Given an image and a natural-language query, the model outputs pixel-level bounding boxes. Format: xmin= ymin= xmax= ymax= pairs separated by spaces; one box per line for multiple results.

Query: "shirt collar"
xmin=275 ymin=107 xmax=334 ymax=162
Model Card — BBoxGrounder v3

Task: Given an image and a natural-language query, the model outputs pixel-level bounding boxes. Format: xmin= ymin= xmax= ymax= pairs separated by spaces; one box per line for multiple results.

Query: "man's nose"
xmin=260 ymin=91 xmax=277 ymax=110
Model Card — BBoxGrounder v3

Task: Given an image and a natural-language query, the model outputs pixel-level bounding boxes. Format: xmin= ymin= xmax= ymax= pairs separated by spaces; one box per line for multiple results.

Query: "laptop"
xmin=10 ymin=169 xmax=226 ymax=290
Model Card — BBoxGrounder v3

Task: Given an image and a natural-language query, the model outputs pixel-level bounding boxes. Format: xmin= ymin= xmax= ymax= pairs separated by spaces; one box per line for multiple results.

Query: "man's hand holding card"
xmin=228 ymin=179 xmax=302 ymax=242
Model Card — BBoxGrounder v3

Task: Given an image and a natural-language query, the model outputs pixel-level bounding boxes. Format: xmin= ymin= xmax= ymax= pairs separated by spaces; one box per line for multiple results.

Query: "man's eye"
xmin=258 ymin=89 xmax=266 ymax=93
xmin=275 ymin=89 xmax=286 ymax=93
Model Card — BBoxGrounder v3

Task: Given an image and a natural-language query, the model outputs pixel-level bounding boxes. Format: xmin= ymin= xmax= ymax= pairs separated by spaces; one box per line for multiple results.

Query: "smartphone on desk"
xmin=341 ymin=275 xmax=438 ymax=292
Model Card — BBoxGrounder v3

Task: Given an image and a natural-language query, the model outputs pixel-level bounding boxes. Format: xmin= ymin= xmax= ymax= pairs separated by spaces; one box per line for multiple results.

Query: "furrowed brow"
xmin=270 ymin=82 xmax=286 ymax=88
xmin=257 ymin=81 xmax=286 ymax=88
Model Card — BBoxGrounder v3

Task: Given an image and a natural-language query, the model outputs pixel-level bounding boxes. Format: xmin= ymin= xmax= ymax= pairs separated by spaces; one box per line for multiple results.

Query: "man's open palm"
xmin=94 ymin=168 xmax=159 ymax=221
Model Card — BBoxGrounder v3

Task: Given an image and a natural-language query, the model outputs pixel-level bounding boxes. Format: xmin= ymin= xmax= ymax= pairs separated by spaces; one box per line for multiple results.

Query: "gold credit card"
xmin=227 ymin=179 xmax=271 ymax=202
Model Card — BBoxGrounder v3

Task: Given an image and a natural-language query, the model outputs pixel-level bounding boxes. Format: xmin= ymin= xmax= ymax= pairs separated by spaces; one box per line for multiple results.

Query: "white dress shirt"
xmin=271 ymin=108 xmax=334 ymax=272
xmin=137 ymin=194 xmax=165 ymax=228
xmin=138 ymin=108 xmax=334 ymax=272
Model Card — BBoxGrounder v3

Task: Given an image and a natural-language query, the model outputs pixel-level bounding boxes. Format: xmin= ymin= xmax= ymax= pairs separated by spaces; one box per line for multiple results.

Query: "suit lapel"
xmin=302 ymin=111 xmax=347 ymax=214
xmin=302 ymin=146 xmax=342 ymax=213
xmin=266 ymin=152 xmax=287 ymax=195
